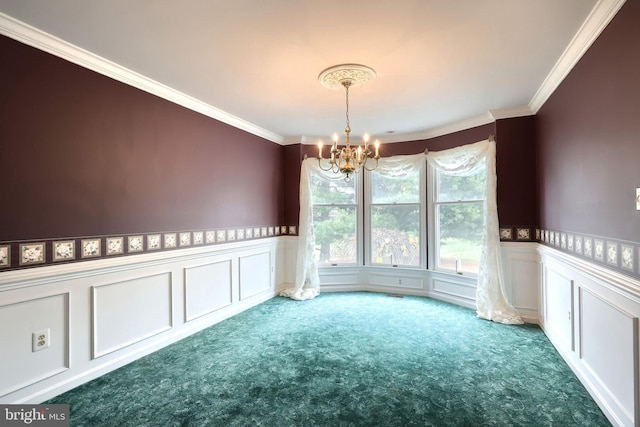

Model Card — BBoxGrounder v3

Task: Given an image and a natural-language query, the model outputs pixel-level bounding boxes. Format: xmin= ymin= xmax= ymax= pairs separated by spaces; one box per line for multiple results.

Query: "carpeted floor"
xmin=47 ymin=292 xmax=611 ymax=426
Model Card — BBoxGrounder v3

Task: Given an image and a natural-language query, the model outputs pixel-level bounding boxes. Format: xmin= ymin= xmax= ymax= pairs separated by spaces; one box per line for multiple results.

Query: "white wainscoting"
xmin=0 ymin=237 xmax=291 ymax=404
xmin=539 ymin=245 xmax=640 ymax=427
xmin=317 ymin=242 xmax=540 ymax=319
xmin=16 ymin=236 xmax=636 ymax=425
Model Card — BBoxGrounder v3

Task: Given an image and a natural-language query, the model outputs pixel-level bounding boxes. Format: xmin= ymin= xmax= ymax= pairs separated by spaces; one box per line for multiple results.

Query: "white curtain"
xmin=427 ymin=139 xmax=522 ymax=324
xmin=279 ymin=158 xmax=339 ymax=300
xmin=281 ymin=154 xmax=425 ymax=301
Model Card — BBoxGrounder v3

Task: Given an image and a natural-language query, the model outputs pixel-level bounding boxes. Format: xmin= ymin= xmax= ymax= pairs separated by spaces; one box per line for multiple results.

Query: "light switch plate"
xmin=636 ymin=188 xmax=640 ymax=210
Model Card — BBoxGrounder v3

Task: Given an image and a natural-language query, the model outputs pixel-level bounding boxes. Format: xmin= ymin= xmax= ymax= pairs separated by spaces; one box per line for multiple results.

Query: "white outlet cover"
xmin=32 ymin=328 xmax=50 ymax=352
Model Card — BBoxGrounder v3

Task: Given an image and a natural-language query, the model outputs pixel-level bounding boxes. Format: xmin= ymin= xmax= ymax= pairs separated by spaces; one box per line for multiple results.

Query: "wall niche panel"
xmin=184 ymin=260 xmax=233 ymax=322
xmin=0 ymin=293 xmax=69 ymax=397
xmin=239 ymin=252 xmax=272 ymax=300
xmin=92 ymin=272 xmax=173 ymax=358
xmin=579 ymin=288 xmax=637 ymax=422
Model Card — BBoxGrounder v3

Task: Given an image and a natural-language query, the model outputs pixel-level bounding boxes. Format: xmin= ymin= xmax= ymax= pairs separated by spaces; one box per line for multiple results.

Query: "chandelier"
xmin=316 ymin=64 xmax=380 ymax=179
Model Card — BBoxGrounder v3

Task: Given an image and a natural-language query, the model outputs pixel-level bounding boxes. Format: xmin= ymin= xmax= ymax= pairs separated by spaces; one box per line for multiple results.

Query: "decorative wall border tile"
xmin=500 ymin=226 xmax=537 ymax=242
xmin=107 ymin=237 xmax=124 ymax=255
xmin=128 ymin=235 xmax=144 ymax=253
xmin=20 ymin=243 xmax=45 ymax=266
xmin=193 ymin=231 xmax=204 ymax=245
xmin=147 ymin=234 xmax=161 ymax=251
xmin=606 ymin=241 xmax=618 ymax=266
xmin=575 ymin=235 xmax=583 ymax=255
xmin=81 ymin=239 xmax=101 ymax=258
xmin=538 ymin=228 xmax=640 ymax=279
xmin=516 ymin=228 xmax=530 ymax=240
xmin=584 ymin=237 xmax=593 ymax=258
xmin=164 ymin=233 xmax=177 ymax=249
xmin=621 ymin=244 xmax=634 ymax=271
xmin=53 ymin=240 xmax=75 ymax=262
xmin=0 ymin=245 xmax=10 ymax=268
xmin=594 ymin=239 xmax=604 ymax=262
xmin=0 ymin=225 xmax=294 ymax=272
xmin=179 ymin=232 xmax=191 ymax=247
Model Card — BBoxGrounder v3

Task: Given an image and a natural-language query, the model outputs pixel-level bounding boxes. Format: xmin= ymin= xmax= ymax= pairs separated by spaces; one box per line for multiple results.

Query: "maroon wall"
xmin=495 ymin=116 xmax=537 ymax=228
xmin=1 ymin=35 xmax=284 ymax=265
xmin=536 ymin=0 xmax=640 ymax=242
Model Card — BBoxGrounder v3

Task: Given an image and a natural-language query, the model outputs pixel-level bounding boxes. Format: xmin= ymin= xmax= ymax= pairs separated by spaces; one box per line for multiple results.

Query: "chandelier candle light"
xmin=316 ymin=64 xmax=380 ymax=179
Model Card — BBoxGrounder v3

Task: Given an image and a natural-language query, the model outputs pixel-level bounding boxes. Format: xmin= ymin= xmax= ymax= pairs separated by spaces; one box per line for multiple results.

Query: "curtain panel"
xmin=427 ymin=139 xmax=522 ymax=324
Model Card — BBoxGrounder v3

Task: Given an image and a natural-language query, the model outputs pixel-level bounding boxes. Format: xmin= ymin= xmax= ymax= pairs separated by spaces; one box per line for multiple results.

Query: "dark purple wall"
xmin=536 ymin=0 xmax=640 ymax=242
xmin=0 ymin=35 xmax=284 ymax=244
xmin=496 ymin=116 xmax=537 ymax=228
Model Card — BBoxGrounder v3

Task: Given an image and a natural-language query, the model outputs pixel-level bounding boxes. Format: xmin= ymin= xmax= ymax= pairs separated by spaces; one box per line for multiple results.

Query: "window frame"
xmin=364 ymin=166 xmax=426 ymax=269
xmin=310 ymin=171 xmax=364 ymax=267
xmin=427 ymin=163 xmax=486 ymax=276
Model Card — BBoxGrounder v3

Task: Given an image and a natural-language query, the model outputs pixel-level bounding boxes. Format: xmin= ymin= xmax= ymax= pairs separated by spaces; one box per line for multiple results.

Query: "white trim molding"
xmin=529 ymin=0 xmax=627 ymax=112
xmin=0 ymin=12 xmax=284 ymax=145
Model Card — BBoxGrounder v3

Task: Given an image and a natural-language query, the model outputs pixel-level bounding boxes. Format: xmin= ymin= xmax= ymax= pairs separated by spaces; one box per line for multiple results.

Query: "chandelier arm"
xmin=316 ymin=158 xmax=336 ymax=172
xmin=361 ymin=158 xmax=380 ymax=172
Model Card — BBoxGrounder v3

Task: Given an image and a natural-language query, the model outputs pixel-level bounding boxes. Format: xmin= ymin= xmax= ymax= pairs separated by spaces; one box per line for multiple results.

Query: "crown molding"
xmin=395 ymin=112 xmax=495 ymax=143
xmin=0 ymin=12 xmax=284 ymax=145
xmin=528 ymin=0 xmax=626 ymax=113
xmin=282 ymin=136 xmax=308 ymax=146
xmin=489 ymin=106 xmax=535 ymax=120
xmin=297 ymin=112 xmax=495 ymax=145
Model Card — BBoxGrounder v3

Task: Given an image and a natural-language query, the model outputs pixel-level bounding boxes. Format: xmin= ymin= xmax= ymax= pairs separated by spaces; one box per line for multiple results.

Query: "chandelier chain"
xmin=344 ymin=81 xmax=351 ymax=134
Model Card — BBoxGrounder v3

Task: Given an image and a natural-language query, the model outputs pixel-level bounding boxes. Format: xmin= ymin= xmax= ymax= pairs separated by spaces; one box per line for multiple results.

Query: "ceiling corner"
xmin=528 ymin=0 xmax=627 ymax=113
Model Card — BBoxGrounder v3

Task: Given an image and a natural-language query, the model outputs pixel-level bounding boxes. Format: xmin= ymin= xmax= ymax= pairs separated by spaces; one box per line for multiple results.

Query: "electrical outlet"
xmin=32 ymin=328 xmax=50 ymax=352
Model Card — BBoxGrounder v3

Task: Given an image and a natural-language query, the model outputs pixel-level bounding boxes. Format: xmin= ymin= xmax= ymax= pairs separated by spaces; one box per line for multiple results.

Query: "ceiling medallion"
xmin=318 ymin=64 xmax=377 ymax=90
xmin=314 ymin=64 xmax=379 ymax=180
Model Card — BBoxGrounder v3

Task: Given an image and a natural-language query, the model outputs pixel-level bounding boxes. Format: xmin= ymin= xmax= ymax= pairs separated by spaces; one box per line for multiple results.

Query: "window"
xmin=432 ymin=161 xmax=486 ymax=274
xmin=306 ymin=151 xmax=484 ymax=274
xmin=366 ymin=169 xmax=423 ymax=267
xmin=310 ymin=173 xmax=361 ymax=265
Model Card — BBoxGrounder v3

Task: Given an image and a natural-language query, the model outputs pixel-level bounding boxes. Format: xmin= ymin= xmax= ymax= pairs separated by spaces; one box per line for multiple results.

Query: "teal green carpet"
xmin=47 ymin=292 xmax=610 ymax=426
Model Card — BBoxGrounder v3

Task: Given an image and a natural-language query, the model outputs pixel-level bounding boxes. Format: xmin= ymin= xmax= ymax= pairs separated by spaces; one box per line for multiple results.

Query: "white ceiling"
xmin=0 ymin=1 xmax=624 ymax=144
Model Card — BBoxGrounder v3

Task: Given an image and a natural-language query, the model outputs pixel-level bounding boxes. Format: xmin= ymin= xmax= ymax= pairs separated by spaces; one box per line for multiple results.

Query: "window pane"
xmin=437 ymin=203 xmax=483 ymax=274
xmin=313 ymin=206 xmax=357 ymax=264
xmin=437 ymin=163 xmax=486 ymax=202
xmin=371 ymin=171 xmax=420 ymax=203
xmin=371 ymin=205 xmax=420 ymax=266
xmin=310 ymin=175 xmax=356 ymax=204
